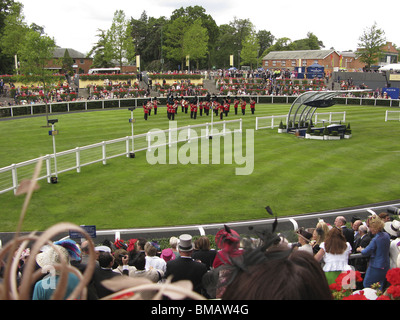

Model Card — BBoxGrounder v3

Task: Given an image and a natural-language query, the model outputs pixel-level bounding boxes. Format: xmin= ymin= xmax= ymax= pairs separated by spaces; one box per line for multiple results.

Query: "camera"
xmin=387 ymin=206 xmax=400 ymax=215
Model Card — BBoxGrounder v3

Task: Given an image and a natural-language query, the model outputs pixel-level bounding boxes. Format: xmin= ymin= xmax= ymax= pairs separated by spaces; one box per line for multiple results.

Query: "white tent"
xmin=379 ymin=63 xmax=400 ymax=71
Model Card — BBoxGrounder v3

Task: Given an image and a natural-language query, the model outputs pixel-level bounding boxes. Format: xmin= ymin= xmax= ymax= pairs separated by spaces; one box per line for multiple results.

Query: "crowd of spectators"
xmin=3 ymin=210 xmax=399 ymax=300
xmin=1 ymin=67 xmax=398 ymax=108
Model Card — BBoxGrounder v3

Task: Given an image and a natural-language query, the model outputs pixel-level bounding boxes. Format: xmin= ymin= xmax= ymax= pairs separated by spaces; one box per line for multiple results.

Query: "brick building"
xmin=337 ymin=51 xmax=365 ymax=71
xmin=262 ymin=49 xmax=341 ymax=75
xmin=46 ymin=48 xmax=93 ymax=74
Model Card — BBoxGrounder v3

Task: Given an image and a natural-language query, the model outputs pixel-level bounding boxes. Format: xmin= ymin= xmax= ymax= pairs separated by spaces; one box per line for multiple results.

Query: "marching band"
xmin=141 ymin=95 xmax=255 ymax=121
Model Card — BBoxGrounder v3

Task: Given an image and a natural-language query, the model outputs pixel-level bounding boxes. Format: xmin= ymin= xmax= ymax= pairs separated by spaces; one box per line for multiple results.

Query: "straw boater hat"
xmin=178 ymin=234 xmax=194 ymax=252
xmin=384 ymin=220 xmax=400 ymax=237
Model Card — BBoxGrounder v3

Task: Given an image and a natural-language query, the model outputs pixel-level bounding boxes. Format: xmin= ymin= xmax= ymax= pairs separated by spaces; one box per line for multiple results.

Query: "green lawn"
xmin=0 ymin=103 xmax=399 ymax=232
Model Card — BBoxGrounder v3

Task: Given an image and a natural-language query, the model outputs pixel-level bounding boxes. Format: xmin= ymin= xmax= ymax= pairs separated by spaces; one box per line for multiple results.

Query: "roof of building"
xmin=53 ymin=48 xmax=87 ymax=59
xmin=263 ymin=49 xmax=338 ymax=60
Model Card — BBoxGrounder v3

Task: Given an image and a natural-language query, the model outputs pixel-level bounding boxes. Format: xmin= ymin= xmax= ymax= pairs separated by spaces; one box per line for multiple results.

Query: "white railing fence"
xmin=0 ymin=119 xmax=242 ymax=195
xmin=255 ymin=115 xmax=288 ymax=130
xmin=385 ymin=110 xmax=400 ymax=121
xmin=313 ymin=111 xmax=346 ymax=125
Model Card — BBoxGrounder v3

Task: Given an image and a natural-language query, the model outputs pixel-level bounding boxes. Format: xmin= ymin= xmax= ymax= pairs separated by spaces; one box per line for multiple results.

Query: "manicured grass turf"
xmin=0 ymin=103 xmax=399 ymax=232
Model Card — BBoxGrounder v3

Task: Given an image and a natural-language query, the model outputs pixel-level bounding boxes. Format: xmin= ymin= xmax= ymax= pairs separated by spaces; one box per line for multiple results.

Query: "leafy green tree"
xmin=214 ymin=23 xmax=237 ymax=68
xmin=0 ymin=0 xmax=17 ymax=74
xmin=257 ymin=30 xmax=275 ymax=56
xmin=170 ymin=6 xmax=218 ymax=68
xmin=106 ymin=10 xmax=135 ymax=69
xmin=61 ymin=49 xmax=74 ymax=76
xmin=129 ymin=12 xmax=167 ymax=71
xmin=17 ymin=29 xmax=56 ymax=125
xmin=292 ymin=32 xmax=324 ymax=50
xmin=162 ymin=16 xmax=188 ymax=69
xmin=0 ymin=1 xmax=29 ymax=74
xmin=230 ymin=17 xmax=254 ymax=68
xmin=183 ymin=19 xmax=209 ymax=70
xmin=87 ymin=29 xmax=114 ymax=68
xmin=240 ymin=32 xmax=260 ymax=69
xmin=356 ymin=22 xmax=386 ymax=69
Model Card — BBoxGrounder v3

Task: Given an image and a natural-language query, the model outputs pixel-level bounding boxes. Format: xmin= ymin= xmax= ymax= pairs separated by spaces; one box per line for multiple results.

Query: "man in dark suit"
xmin=164 ymin=234 xmax=207 ymax=295
xmin=353 ymin=225 xmax=372 ymax=288
xmin=335 ymin=215 xmax=354 ymax=247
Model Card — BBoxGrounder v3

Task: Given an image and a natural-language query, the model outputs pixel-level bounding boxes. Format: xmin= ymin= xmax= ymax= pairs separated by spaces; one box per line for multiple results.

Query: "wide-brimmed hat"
xmin=36 ymin=245 xmax=70 ymax=268
xmin=178 ymin=234 xmax=194 ymax=252
xmin=384 ymin=220 xmax=400 ymax=237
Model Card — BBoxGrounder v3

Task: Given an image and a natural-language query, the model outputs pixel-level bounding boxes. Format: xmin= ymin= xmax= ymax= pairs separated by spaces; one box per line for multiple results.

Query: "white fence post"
xmin=46 ymin=155 xmax=52 ymax=183
xmin=76 ymin=147 xmax=81 ymax=173
xmin=11 ymin=164 xmax=17 ymax=195
xmin=102 ymin=141 xmax=107 ymax=165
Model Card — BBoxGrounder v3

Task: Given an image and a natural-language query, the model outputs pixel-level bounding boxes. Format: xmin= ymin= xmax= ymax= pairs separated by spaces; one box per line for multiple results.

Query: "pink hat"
xmin=160 ymin=248 xmax=175 ymax=262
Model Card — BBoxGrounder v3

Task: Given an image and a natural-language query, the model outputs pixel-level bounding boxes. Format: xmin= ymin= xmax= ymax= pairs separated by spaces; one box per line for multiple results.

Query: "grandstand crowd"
xmin=0 ymin=68 xmax=394 ymax=108
xmin=2 ymin=210 xmax=399 ymax=300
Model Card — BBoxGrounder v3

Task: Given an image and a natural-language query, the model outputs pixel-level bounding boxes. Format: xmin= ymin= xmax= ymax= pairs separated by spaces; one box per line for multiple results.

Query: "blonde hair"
xmin=169 ymin=236 xmax=179 ymax=249
xmin=315 ymin=220 xmax=330 ymax=244
xmin=368 ymin=216 xmax=385 ymax=232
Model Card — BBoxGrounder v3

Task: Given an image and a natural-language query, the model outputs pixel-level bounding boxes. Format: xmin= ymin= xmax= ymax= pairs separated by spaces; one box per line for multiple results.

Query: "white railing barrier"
xmin=146 ymin=119 xmax=242 ymax=152
xmin=385 ymin=110 xmax=400 ymax=121
xmin=0 ymin=119 xmax=242 ymax=195
xmin=255 ymin=115 xmax=288 ymax=130
xmin=314 ymin=111 xmax=346 ymax=125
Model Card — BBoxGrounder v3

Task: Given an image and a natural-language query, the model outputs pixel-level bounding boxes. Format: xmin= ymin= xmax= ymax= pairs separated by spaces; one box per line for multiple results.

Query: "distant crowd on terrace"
xmin=0 ymin=68 xmax=393 ymax=107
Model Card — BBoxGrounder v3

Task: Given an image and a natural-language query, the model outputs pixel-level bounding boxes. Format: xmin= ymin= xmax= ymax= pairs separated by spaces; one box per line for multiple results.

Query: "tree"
xmin=61 ymin=49 xmax=74 ymax=76
xmin=240 ymin=32 xmax=260 ymax=69
xmin=292 ymin=32 xmax=324 ymax=50
xmin=17 ymin=29 xmax=56 ymax=125
xmin=356 ymin=22 xmax=386 ymax=69
xmin=0 ymin=1 xmax=29 ymax=73
xmin=0 ymin=0 xmax=18 ymax=74
xmin=230 ymin=17 xmax=254 ymax=68
xmin=129 ymin=12 xmax=167 ymax=71
xmin=214 ymin=24 xmax=237 ymax=68
xmin=257 ymin=30 xmax=275 ymax=56
xmin=183 ymin=19 xmax=209 ymax=70
xmin=87 ymin=29 xmax=114 ymax=68
xmin=162 ymin=16 xmax=188 ymax=69
xmin=105 ymin=10 xmax=135 ymax=69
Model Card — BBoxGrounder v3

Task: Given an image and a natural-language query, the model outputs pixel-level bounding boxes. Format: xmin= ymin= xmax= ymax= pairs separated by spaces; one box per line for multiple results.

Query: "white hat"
xmin=178 ymin=234 xmax=194 ymax=252
xmin=384 ymin=220 xmax=400 ymax=237
xmin=95 ymin=245 xmax=111 ymax=253
xmin=36 ymin=245 xmax=69 ymax=268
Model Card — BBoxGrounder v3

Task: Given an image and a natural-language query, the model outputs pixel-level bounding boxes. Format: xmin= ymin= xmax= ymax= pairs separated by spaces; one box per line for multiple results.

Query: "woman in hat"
xmin=314 ymin=226 xmax=352 ymax=285
xmin=296 ymin=228 xmax=313 ymax=255
xmin=212 ymin=225 xmax=242 ymax=269
xmin=32 ymin=239 xmax=82 ymax=300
